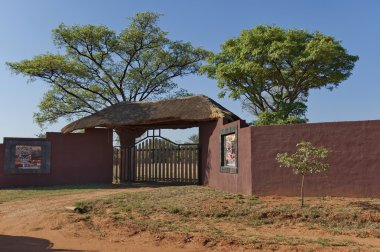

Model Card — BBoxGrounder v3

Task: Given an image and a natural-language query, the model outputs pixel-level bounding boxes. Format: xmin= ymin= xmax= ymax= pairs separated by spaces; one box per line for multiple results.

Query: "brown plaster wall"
xmin=0 ymin=128 xmax=113 ymax=188
xmin=202 ymin=119 xmax=380 ymax=197
xmin=0 ymin=144 xmax=4 ymax=179
xmin=2 ymin=118 xmax=379 ymax=197
xmin=251 ymin=121 xmax=380 ymax=197
xmin=200 ymin=119 xmax=252 ymax=194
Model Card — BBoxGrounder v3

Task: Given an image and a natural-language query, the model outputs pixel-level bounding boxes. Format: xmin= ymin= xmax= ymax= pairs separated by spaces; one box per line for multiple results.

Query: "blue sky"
xmin=1 ymin=0 xmax=379 ymax=142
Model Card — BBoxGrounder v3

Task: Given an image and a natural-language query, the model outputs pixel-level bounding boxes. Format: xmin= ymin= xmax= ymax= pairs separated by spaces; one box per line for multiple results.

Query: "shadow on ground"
xmin=0 ymin=235 xmax=86 ymax=252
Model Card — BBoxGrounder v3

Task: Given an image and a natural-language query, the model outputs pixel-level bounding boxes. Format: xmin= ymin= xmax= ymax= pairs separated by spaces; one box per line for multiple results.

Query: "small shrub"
xmin=276 ymin=141 xmax=329 ymax=207
xmin=169 ymin=207 xmax=181 ymax=214
xmin=213 ymin=210 xmax=230 ymax=218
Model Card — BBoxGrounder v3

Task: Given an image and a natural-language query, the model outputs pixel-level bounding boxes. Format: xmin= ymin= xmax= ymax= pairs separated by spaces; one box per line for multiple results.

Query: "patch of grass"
xmin=210 ymin=227 xmax=223 ymax=235
xmin=0 ymin=184 xmax=131 ymax=203
xmin=168 ymin=207 xmax=181 ymax=214
xmin=315 ymin=238 xmax=330 ymax=246
xmin=248 ymin=195 xmax=261 ymax=205
xmin=50 ymin=224 xmax=63 ymax=230
xmin=74 ymin=201 xmax=94 ymax=214
xmin=119 ymin=205 xmax=132 ymax=212
xmin=110 ymin=211 xmax=125 ymax=222
xmin=315 ymin=238 xmax=356 ymax=247
xmin=73 ymin=215 xmax=92 ymax=224
xmin=30 ymin=227 xmax=43 ymax=231
xmin=349 ymin=201 xmax=380 ymax=212
xmin=72 ymin=186 xmax=378 ymax=249
xmin=213 ymin=209 xmax=230 ymax=218
xmin=242 ymin=234 xmax=357 ymax=248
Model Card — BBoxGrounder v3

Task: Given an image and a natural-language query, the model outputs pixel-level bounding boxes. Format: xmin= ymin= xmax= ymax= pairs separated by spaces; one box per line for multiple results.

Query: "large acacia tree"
xmin=201 ymin=25 xmax=359 ymax=125
xmin=7 ymin=12 xmax=209 ymax=130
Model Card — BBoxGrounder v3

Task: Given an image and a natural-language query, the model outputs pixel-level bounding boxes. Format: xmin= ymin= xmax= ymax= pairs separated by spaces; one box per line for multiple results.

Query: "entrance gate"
xmin=113 ymin=130 xmax=200 ymax=184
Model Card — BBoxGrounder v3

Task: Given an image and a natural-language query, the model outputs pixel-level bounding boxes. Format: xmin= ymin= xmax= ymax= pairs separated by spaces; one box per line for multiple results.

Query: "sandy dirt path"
xmin=1 ymin=188 xmax=378 ymax=252
xmin=0 ymin=187 xmax=208 ymax=252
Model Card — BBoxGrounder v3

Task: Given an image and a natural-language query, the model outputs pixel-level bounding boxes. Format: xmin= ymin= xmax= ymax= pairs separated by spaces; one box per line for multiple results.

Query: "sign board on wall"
xmin=3 ymin=139 xmax=51 ymax=174
xmin=220 ymin=126 xmax=238 ymax=174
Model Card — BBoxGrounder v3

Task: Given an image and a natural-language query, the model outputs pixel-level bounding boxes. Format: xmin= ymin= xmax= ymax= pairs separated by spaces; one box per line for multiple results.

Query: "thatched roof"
xmin=61 ymin=95 xmax=240 ymax=133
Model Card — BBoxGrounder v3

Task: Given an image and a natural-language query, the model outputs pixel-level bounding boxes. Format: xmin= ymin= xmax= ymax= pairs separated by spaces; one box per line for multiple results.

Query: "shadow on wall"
xmin=0 ymin=235 xmax=84 ymax=251
xmin=204 ymin=148 xmax=213 ymax=185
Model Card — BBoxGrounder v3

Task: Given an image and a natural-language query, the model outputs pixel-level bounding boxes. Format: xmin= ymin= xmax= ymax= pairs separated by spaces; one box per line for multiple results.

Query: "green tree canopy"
xmin=7 ymin=12 xmax=209 ymax=127
xmin=201 ymin=25 xmax=359 ymax=125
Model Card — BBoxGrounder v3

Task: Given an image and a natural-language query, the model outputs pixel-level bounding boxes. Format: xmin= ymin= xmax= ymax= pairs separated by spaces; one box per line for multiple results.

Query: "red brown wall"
xmin=201 ymin=119 xmax=380 ymax=198
xmin=0 ymin=128 xmax=113 ymax=188
xmin=251 ymin=120 xmax=380 ymax=197
xmin=200 ymin=119 xmax=252 ymax=194
xmin=0 ymin=144 xmax=4 ymax=181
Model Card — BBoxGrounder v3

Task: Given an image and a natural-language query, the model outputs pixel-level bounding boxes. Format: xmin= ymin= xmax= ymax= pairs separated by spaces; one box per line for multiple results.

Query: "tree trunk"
xmin=301 ymin=174 xmax=305 ymax=207
xmin=115 ymin=129 xmax=145 ymax=182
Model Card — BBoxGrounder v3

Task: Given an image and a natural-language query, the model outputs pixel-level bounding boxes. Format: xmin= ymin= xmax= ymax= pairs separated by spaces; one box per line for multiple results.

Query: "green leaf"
xmin=7 ymin=12 xmax=211 ymax=128
xmin=201 ymin=25 xmax=359 ymax=125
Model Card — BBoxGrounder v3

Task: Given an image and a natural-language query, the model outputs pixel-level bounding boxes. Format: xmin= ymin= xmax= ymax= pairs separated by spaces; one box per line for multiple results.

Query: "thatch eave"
xmin=61 ymin=95 xmax=241 ymax=133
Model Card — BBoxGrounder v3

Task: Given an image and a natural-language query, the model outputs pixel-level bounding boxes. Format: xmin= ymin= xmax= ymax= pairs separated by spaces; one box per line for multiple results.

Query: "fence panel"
xmin=114 ymin=137 xmax=200 ymax=184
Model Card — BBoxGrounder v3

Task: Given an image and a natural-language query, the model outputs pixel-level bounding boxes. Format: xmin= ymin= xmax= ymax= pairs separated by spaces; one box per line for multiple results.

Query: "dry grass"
xmin=0 ymin=184 xmax=128 ymax=203
xmin=73 ymin=185 xmax=380 ymax=251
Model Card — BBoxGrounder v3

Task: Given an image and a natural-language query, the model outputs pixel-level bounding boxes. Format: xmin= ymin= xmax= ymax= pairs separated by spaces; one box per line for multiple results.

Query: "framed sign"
xmin=3 ymin=139 xmax=51 ymax=174
xmin=220 ymin=126 xmax=238 ymax=174
xmin=15 ymin=145 xmax=42 ymax=170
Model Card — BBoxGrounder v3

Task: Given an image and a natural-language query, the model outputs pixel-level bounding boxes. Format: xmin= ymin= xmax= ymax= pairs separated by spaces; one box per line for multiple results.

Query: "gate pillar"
xmin=116 ymin=129 xmax=145 ymax=182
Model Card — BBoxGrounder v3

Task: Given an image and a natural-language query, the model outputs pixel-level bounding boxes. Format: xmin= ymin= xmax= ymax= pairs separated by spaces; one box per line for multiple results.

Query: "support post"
xmin=115 ymin=129 xmax=145 ymax=183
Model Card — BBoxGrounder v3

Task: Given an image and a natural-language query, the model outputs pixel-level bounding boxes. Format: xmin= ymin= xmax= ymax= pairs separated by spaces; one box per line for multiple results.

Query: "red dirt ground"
xmin=0 ymin=187 xmax=209 ymax=252
xmin=0 ymin=186 xmax=379 ymax=252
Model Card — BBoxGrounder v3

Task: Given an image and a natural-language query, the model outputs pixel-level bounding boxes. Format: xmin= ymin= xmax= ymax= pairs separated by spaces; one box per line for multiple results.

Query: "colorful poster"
xmin=15 ymin=145 xmax=42 ymax=169
xmin=224 ymin=134 xmax=236 ymax=167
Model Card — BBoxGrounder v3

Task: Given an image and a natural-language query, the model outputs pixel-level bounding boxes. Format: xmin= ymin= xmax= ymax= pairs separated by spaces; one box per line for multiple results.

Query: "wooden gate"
xmin=113 ymin=134 xmax=200 ymax=184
